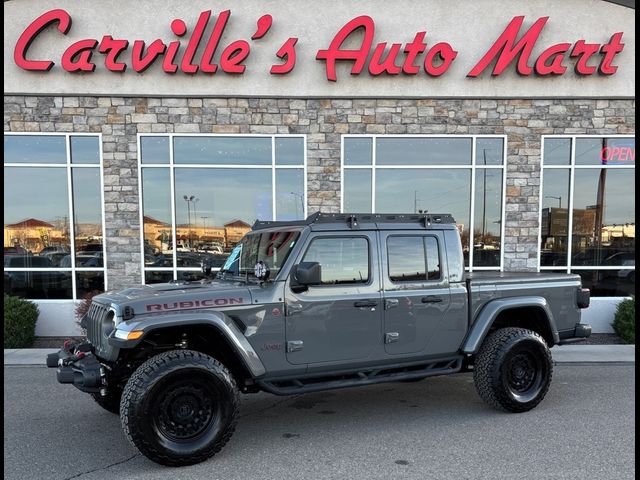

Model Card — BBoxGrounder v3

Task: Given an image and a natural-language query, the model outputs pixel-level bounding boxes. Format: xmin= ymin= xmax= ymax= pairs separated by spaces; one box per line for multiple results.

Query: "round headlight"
xmin=101 ymin=310 xmax=116 ymax=337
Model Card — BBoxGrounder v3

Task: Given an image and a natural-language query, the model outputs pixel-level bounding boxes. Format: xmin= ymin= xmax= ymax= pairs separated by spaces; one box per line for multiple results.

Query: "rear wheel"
xmin=120 ymin=350 xmax=240 ymax=466
xmin=473 ymin=327 xmax=552 ymax=413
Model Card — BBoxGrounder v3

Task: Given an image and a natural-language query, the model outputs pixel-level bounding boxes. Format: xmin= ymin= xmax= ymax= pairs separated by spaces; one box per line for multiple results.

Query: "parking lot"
xmin=4 ymin=364 xmax=635 ymax=480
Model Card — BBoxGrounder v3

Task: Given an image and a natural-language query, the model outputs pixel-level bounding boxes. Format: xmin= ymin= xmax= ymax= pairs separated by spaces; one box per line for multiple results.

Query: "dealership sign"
xmin=14 ymin=9 xmax=625 ymax=80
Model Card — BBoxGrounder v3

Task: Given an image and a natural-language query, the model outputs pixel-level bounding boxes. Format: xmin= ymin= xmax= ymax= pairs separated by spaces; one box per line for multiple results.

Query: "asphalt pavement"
xmin=4 ymin=364 xmax=635 ymax=480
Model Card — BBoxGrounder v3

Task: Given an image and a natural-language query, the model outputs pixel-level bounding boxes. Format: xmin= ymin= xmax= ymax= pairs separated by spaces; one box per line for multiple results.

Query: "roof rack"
xmin=252 ymin=212 xmax=456 ymax=230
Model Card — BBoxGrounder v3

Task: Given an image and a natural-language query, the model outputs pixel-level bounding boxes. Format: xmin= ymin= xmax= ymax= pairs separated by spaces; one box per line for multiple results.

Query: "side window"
xmin=425 ymin=237 xmax=441 ymax=280
xmin=387 ymin=237 xmax=427 ymax=282
xmin=302 ymin=237 xmax=369 ymax=284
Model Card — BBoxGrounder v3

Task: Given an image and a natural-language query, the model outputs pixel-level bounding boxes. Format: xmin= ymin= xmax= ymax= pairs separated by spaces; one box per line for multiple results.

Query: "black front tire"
xmin=91 ymin=388 xmax=122 ymax=414
xmin=473 ymin=327 xmax=553 ymax=413
xmin=120 ymin=350 xmax=240 ymax=467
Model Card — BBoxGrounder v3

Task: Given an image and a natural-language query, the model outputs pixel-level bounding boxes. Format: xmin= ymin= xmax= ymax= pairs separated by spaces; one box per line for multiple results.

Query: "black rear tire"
xmin=91 ymin=388 xmax=122 ymax=414
xmin=473 ymin=327 xmax=553 ymax=413
xmin=120 ymin=350 xmax=240 ymax=466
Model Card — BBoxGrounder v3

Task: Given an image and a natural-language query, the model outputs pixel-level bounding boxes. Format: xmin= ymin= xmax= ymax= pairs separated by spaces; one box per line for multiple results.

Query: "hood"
xmin=94 ymin=280 xmax=259 ymax=317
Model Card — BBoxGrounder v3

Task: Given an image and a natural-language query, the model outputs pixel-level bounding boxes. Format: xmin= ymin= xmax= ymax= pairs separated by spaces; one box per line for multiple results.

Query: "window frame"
xmin=300 ymin=235 xmax=372 ymax=287
xmin=138 ymin=133 xmax=307 ymax=284
xmin=340 ymin=134 xmax=507 ymax=272
xmin=386 ymin=234 xmax=443 ymax=283
xmin=3 ymin=132 xmax=107 ymax=300
xmin=538 ymin=135 xmax=635 ymax=279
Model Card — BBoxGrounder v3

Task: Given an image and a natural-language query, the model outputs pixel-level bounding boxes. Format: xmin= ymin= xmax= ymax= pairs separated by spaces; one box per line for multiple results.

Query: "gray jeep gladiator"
xmin=47 ymin=212 xmax=591 ymax=466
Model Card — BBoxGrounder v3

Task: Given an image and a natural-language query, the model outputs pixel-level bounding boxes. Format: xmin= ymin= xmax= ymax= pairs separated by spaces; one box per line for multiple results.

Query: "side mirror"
xmin=291 ymin=262 xmax=321 ymax=292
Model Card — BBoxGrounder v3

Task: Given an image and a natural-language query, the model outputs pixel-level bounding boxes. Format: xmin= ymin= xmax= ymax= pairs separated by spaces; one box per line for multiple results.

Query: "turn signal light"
xmin=126 ymin=331 xmax=144 ymax=340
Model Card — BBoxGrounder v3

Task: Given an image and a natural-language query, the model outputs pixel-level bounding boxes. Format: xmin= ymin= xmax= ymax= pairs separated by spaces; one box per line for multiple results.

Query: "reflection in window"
xmin=343 ymin=170 xmax=372 ymax=213
xmin=543 ymin=138 xmax=571 ymax=165
xmin=342 ymin=136 xmax=504 ymax=270
xmin=473 ymin=170 xmax=502 ymax=267
xmin=376 ymin=169 xmax=471 ymax=265
xmin=3 ymin=134 xmax=104 ymax=300
xmin=540 ymin=169 xmax=570 ymax=266
xmin=541 ymin=136 xmax=635 ymax=297
xmin=70 ymin=136 xmax=100 ymax=164
xmin=275 ymin=137 xmax=304 ymax=165
xmin=174 ymin=136 xmax=272 ymax=164
xmin=377 ymin=137 xmax=472 ymax=165
xmin=476 ymin=138 xmax=504 ymax=165
xmin=140 ymin=135 xmax=306 ymax=283
xmin=4 ymin=135 xmax=67 ymax=164
xmin=303 ymin=237 xmax=369 ymax=284
xmin=276 ymin=170 xmax=304 ymax=220
xmin=425 ymin=237 xmax=441 ymax=280
xmin=388 ymin=236 xmax=426 ymax=282
xmin=141 ymin=136 xmax=170 ymax=164
xmin=343 ymin=138 xmax=373 ymax=165
xmin=571 ymin=169 xmax=634 ymax=267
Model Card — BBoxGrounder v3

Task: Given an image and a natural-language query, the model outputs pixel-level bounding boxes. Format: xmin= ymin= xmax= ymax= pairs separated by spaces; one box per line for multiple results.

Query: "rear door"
xmin=284 ymin=231 xmax=382 ymax=365
xmin=381 ymin=231 xmax=451 ymax=355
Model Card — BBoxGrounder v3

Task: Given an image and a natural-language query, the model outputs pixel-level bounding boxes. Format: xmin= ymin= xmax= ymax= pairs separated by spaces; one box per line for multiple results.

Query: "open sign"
xmin=601 ymin=143 xmax=635 ymax=165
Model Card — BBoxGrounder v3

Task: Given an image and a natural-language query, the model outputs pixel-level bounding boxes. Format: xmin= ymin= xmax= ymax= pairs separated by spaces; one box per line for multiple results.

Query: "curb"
xmin=4 ymin=345 xmax=635 ymax=366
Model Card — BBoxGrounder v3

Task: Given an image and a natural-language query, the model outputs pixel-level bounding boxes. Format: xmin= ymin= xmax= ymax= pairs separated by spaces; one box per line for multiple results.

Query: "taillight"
xmin=577 ymin=288 xmax=590 ymax=309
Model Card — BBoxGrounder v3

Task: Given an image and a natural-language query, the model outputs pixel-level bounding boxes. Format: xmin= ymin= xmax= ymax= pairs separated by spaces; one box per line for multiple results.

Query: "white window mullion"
xmin=66 ymin=135 xmax=77 ymax=299
xmin=566 ymin=137 xmax=577 ymax=274
xmin=169 ymin=134 xmax=178 ymax=281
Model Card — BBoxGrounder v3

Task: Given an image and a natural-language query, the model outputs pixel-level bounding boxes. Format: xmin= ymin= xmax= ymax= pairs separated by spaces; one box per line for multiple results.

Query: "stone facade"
xmin=4 ymin=96 xmax=635 ymax=289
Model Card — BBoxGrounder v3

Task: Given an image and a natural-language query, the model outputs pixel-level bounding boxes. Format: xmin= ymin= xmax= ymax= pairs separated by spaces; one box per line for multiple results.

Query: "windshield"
xmin=219 ymin=230 xmax=300 ymax=279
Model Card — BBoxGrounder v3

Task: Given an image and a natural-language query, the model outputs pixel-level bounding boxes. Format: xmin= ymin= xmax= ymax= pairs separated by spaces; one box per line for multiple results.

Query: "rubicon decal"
xmin=13 ymin=9 xmax=624 ymax=79
xmin=146 ymin=298 xmax=244 ymax=312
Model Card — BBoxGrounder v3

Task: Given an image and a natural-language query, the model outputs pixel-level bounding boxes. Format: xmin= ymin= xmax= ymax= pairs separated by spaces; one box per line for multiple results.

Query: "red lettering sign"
xmin=13 ymin=10 xmax=625 ymax=80
xmin=601 ymin=146 xmax=635 ymax=164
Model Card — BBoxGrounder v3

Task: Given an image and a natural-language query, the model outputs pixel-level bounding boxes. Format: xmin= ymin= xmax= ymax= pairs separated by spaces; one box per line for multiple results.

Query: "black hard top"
xmin=252 ymin=212 xmax=457 ymax=231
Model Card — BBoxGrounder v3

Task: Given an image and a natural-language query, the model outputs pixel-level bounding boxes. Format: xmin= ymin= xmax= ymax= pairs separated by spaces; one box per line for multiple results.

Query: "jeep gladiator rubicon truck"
xmin=47 ymin=213 xmax=591 ymax=466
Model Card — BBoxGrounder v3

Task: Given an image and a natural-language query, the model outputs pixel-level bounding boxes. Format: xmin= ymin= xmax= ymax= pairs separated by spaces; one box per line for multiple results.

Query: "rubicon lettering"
xmin=145 ymin=298 xmax=244 ymax=312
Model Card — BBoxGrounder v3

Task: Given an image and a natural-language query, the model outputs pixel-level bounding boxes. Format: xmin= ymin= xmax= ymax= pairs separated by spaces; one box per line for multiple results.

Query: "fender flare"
xmin=108 ymin=310 xmax=266 ymax=377
xmin=461 ymin=296 xmax=559 ymax=354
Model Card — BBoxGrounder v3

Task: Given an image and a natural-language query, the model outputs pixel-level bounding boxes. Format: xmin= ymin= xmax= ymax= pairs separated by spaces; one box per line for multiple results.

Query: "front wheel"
xmin=120 ymin=350 xmax=240 ymax=466
xmin=473 ymin=327 xmax=553 ymax=413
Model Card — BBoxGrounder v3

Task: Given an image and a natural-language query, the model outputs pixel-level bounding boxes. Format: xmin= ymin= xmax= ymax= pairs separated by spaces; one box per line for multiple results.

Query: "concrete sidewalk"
xmin=4 ymin=345 xmax=635 ymax=366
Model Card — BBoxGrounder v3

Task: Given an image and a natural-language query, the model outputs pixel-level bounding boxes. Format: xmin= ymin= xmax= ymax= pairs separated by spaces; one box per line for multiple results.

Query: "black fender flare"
xmin=108 ymin=310 xmax=266 ymax=377
xmin=461 ymin=296 xmax=559 ymax=354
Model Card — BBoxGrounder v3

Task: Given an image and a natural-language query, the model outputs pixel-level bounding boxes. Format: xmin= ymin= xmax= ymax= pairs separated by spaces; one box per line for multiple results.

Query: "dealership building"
xmin=3 ymin=0 xmax=635 ymax=337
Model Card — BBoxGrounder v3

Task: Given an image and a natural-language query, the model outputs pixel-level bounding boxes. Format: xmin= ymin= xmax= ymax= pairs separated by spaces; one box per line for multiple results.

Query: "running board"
xmin=257 ymin=356 xmax=463 ymax=395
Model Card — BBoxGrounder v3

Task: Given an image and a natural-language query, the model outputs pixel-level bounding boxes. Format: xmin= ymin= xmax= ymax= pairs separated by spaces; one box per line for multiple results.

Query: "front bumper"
xmin=46 ymin=341 xmax=105 ymax=393
xmin=558 ymin=323 xmax=592 ymax=345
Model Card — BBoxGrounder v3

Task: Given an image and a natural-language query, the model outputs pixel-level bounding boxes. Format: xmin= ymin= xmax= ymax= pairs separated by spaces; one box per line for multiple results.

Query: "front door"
xmin=381 ymin=232 xmax=451 ymax=355
xmin=285 ymin=232 xmax=382 ymax=365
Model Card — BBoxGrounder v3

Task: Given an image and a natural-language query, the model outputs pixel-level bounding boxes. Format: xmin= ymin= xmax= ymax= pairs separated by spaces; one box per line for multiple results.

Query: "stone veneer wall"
xmin=4 ymin=97 xmax=635 ymax=289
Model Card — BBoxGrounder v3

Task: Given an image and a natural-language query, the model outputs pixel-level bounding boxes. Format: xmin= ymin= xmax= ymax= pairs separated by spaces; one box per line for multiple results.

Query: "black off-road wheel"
xmin=91 ymin=388 xmax=122 ymax=414
xmin=473 ymin=327 xmax=553 ymax=413
xmin=120 ymin=350 xmax=240 ymax=467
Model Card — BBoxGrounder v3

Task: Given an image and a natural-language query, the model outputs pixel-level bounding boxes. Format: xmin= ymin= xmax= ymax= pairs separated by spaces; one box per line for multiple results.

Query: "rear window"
xmin=387 ymin=236 xmax=441 ymax=282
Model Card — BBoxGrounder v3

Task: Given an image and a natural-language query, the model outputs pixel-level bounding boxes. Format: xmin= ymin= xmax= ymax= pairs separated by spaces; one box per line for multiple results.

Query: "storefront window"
xmin=3 ymin=134 xmax=105 ymax=300
xmin=540 ymin=136 xmax=635 ymax=296
xmin=342 ymin=135 xmax=505 ymax=270
xmin=140 ymin=134 xmax=306 ymax=283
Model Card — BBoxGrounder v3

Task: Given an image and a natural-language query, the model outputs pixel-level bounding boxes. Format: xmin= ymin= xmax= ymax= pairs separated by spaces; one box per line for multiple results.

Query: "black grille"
xmin=86 ymin=301 xmax=115 ymax=360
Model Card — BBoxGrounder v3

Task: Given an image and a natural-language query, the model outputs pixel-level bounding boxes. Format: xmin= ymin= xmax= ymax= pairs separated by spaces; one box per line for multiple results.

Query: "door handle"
xmin=421 ymin=296 xmax=443 ymax=303
xmin=385 ymin=298 xmax=399 ymax=310
xmin=354 ymin=300 xmax=378 ymax=308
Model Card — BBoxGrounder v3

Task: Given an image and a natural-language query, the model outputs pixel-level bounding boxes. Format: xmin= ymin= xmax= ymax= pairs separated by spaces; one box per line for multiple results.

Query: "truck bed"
xmin=464 ymin=271 xmax=583 ymax=334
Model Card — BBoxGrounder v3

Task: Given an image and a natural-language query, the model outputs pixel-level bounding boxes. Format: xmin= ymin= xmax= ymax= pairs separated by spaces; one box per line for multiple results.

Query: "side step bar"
xmin=258 ymin=356 xmax=463 ymax=395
